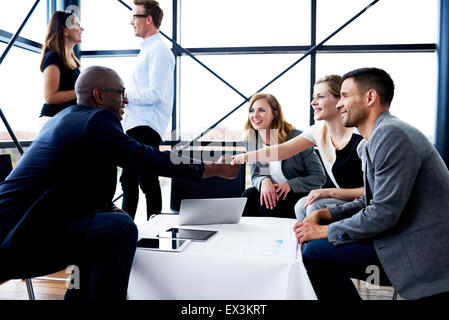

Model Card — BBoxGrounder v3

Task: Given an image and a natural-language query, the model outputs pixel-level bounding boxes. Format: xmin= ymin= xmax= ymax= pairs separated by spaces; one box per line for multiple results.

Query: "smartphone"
xmin=137 ymin=237 xmax=190 ymax=252
xmin=157 ymin=228 xmax=217 ymax=241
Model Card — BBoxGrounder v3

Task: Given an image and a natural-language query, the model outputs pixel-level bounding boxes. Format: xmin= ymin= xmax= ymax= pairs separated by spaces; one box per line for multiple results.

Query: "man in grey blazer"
xmin=294 ymin=67 xmax=449 ymax=300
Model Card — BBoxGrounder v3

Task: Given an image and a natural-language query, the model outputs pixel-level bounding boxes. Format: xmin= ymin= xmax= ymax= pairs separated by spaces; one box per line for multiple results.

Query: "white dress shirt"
xmin=123 ymin=33 xmax=175 ymax=139
xmin=262 ymin=142 xmax=288 ymax=184
xmin=267 ymin=160 xmax=288 ymax=184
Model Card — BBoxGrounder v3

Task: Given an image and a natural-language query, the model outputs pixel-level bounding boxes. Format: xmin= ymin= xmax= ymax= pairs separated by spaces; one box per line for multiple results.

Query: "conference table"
xmin=127 ymin=214 xmax=317 ymax=300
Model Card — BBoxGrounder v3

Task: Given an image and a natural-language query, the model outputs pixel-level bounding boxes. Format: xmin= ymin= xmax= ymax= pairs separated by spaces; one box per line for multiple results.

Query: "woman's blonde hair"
xmin=40 ymin=11 xmax=81 ymax=71
xmin=315 ymin=74 xmax=342 ymax=98
xmin=244 ymin=93 xmax=295 ymax=144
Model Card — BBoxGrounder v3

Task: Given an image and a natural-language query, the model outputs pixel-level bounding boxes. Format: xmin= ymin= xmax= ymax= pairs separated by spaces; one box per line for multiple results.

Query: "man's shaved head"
xmin=75 ymin=66 xmax=127 ymax=119
xmin=75 ymin=66 xmax=122 ymax=105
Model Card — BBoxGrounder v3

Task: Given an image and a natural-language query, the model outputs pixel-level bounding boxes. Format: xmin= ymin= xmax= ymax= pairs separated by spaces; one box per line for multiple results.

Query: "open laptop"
xmin=178 ymin=197 xmax=247 ymax=226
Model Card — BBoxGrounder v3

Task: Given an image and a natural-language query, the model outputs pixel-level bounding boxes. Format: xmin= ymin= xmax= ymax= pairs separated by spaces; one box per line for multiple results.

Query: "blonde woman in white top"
xmin=232 ymin=75 xmax=364 ymax=220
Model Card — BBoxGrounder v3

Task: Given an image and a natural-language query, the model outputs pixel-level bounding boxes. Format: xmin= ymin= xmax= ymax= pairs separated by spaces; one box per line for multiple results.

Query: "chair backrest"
xmin=0 ymin=153 xmax=13 ymax=182
xmin=170 ymin=166 xmax=246 ymax=211
xmin=169 ymin=149 xmax=246 ymax=211
xmin=313 ymin=147 xmax=335 ymax=188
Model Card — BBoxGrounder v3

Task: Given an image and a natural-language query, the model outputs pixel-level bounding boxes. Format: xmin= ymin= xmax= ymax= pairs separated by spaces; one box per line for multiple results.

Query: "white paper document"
xmin=239 ymin=238 xmax=297 ymax=257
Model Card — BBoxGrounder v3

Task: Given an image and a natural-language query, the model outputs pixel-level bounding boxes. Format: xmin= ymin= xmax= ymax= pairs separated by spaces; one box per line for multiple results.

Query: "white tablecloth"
xmin=127 ymin=214 xmax=317 ymax=300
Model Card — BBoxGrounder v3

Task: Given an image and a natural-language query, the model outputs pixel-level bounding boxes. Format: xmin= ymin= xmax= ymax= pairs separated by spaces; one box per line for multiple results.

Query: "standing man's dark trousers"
xmin=120 ymin=126 xmax=162 ymax=220
xmin=241 ymin=186 xmax=306 ymax=219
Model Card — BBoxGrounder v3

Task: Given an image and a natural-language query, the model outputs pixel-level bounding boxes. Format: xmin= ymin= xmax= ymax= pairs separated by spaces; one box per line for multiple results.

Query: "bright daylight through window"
xmin=0 ymin=0 xmax=439 ymax=147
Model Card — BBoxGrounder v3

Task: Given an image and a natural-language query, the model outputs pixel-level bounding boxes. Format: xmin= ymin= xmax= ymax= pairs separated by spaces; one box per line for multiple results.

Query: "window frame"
xmin=0 ymin=0 xmax=440 ymax=150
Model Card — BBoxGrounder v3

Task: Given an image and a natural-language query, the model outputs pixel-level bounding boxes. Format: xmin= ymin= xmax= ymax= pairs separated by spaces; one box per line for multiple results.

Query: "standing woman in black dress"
xmin=40 ymin=11 xmax=83 ymax=118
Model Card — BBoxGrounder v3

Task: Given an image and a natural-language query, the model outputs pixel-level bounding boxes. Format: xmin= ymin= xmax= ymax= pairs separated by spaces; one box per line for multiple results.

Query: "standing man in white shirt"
xmin=121 ymin=0 xmax=175 ymax=220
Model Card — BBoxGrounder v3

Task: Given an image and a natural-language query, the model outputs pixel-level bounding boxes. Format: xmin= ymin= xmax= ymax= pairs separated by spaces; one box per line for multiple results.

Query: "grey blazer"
xmin=327 ymin=111 xmax=449 ymax=299
xmin=247 ymin=129 xmax=326 ymax=194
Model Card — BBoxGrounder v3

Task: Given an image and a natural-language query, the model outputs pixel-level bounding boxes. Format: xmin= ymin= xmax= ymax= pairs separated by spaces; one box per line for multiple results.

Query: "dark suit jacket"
xmin=0 ymin=105 xmax=203 ymax=250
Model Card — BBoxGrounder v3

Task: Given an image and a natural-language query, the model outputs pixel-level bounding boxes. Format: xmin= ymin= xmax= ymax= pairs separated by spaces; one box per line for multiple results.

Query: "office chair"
xmin=0 ymin=153 xmax=35 ymax=300
xmin=169 ymin=149 xmax=246 ymax=212
xmin=0 ymin=153 xmax=13 ymax=182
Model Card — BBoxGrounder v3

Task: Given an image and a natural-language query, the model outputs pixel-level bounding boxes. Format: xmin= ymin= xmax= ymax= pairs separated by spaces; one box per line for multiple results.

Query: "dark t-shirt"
xmin=322 ymin=133 xmax=364 ymax=189
xmin=40 ymin=50 xmax=80 ymax=117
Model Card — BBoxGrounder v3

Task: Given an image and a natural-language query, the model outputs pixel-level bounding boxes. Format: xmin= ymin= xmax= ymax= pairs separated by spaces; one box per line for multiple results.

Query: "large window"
xmin=179 ymin=0 xmax=310 ymax=47
xmin=179 ymin=54 xmax=311 ymax=140
xmin=0 ymin=0 xmax=47 ymax=141
xmin=317 ymin=0 xmax=438 ymax=45
xmin=0 ymin=0 xmax=443 ymax=224
xmin=0 ymin=43 xmax=44 ymax=139
xmin=0 ymin=0 xmax=441 ymax=147
xmin=316 ymin=52 xmax=438 ymax=140
xmin=81 ymin=0 xmax=172 ymax=51
xmin=177 ymin=0 xmax=311 ymax=142
xmin=175 ymin=0 xmax=439 ymax=143
xmin=0 ymin=0 xmax=47 ymax=43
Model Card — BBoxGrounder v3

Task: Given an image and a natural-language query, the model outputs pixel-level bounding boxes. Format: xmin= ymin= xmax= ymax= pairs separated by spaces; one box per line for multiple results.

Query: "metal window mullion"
xmin=180 ymin=0 xmax=380 ymax=149
xmin=172 ymin=0 xmax=179 ymax=141
xmin=310 ymin=0 xmax=317 ymax=126
xmin=436 ymin=0 xmax=449 ymax=167
xmin=47 ymin=0 xmax=57 ymax=23
xmin=79 ymin=44 xmax=436 ymax=59
xmin=0 ymin=30 xmax=42 ymax=53
xmin=116 ymin=0 xmax=249 ymax=102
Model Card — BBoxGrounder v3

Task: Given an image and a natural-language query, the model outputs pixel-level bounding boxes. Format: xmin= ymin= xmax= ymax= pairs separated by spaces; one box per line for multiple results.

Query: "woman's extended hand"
xmin=231 ymin=153 xmax=246 ymax=165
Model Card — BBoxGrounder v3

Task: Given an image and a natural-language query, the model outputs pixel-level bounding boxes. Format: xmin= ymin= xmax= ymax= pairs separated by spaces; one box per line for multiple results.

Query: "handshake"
xmin=202 ymin=153 xmax=247 ymax=179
